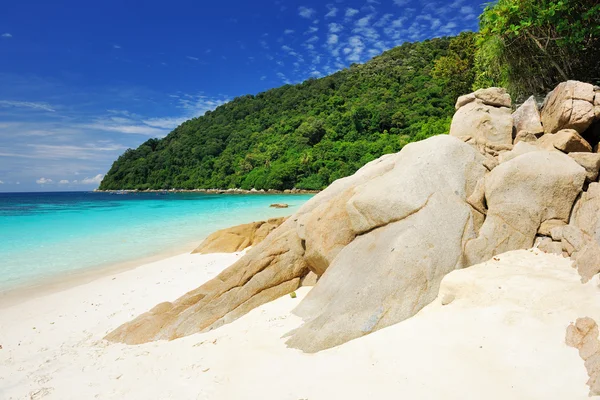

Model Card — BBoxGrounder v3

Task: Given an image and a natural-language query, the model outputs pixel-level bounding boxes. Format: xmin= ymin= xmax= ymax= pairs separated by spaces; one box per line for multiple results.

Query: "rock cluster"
xmin=192 ymin=217 xmax=286 ymax=254
xmin=452 ymin=81 xmax=600 ymax=283
xmin=107 ymin=81 xmax=600 ymax=354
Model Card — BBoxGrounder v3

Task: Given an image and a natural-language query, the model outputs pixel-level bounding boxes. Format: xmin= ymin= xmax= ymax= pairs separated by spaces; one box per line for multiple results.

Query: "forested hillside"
xmin=100 ymin=0 xmax=599 ymax=191
xmin=100 ymin=35 xmax=471 ymax=191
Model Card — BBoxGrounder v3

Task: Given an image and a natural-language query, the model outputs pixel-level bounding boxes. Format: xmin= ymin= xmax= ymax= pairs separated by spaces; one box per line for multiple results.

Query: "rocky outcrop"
xmin=464 ymin=151 xmax=585 ymax=265
xmin=192 ymin=217 xmax=286 ymax=254
xmin=285 ymin=136 xmax=488 ymax=352
xmin=450 ymin=88 xmax=513 ymax=146
xmin=106 ymin=219 xmax=309 ymax=344
xmin=107 ymin=81 xmax=600 ymax=354
xmin=541 ymin=80 xmax=596 ymax=133
xmin=566 ymin=317 xmax=600 ymax=397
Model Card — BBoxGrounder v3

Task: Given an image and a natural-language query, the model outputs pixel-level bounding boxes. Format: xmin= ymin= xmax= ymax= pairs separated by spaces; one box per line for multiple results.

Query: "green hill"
xmin=99 ymin=35 xmax=470 ymax=191
xmin=99 ymin=0 xmax=599 ymax=191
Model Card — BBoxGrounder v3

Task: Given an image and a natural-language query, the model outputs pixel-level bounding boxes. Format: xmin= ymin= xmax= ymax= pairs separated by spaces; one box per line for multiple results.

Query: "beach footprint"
xmin=29 ymin=387 xmax=53 ymax=399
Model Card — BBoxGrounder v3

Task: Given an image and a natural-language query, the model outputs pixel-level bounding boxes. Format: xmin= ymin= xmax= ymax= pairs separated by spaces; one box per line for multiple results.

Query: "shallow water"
xmin=0 ymin=191 xmax=312 ymax=290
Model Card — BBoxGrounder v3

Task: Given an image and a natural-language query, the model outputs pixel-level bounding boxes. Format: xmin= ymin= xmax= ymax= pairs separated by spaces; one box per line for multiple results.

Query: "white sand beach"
xmin=1 ymin=248 xmax=598 ymax=399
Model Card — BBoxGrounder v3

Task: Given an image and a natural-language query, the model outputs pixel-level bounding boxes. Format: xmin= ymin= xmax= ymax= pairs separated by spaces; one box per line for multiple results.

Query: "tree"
xmin=474 ymin=0 xmax=600 ymax=98
xmin=432 ymin=31 xmax=477 ymax=99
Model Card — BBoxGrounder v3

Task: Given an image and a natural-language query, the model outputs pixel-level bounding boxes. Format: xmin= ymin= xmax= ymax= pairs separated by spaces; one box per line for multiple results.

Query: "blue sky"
xmin=0 ymin=0 xmax=484 ymax=192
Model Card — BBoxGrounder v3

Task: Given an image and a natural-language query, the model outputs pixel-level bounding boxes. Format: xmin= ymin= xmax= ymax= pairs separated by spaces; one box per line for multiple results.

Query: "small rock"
xmin=537 ymin=129 xmax=592 ymax=153
xmin=270 ymin=203 xmax=289 ymax=209
xmin=513 ymin=96 xmax=543 ymax=136
xmin=569 ymin=152 xmax=600 ymax=182
xmin=514 ymin=131 xmax=538 ymax=144
xmin=473 ymin=87 xmax=512 ymax=108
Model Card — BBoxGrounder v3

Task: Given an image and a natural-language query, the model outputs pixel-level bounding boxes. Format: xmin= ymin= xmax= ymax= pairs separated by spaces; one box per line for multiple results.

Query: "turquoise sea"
xmin=0 ymin=192 xmax=312 ymax=291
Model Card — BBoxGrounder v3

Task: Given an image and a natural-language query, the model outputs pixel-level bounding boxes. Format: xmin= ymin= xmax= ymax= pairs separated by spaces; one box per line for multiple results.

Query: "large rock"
xmin=512 ymin=96 xmax=543 ymax=136
xmin=286 ymin=193 xmax=477 ymax=353
xmin=568 ymin=182 xmax=600 ymax=282
xmin=571 ymin=183 xmax=600 ymax=244
xmin=450 ymin=100 xmax=513 ymax=146
xmin=106 ymin=219 xmax=310 ymax=344
xmin=192 ymin=217 xmax=286 ymax=254
xmin=285 ymin=136 xmax=489 ymax=352
xmin=464 ymin=151 xmax=586 ymax=265
xmin=541 ymin=81 xmax=596 ymax=133
xmin=537 ymin=129 xmax=592 ymax=153
xmin=566 ymin=317 xmax=600 ymax=396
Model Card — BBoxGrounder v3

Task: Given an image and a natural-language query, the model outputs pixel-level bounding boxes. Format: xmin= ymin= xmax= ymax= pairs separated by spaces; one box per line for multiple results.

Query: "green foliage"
xmin=100 ymin=37 xmax=468 ymax=191
xmin=432 ymin=32 xmax=477 ymax=99
xmin=474 ymin=0 xmax=600 ymax=97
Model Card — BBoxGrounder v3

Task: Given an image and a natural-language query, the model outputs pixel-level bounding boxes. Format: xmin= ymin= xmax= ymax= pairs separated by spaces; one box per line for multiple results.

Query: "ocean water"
xmin=0 ymin=191 xmax=312 ymax=291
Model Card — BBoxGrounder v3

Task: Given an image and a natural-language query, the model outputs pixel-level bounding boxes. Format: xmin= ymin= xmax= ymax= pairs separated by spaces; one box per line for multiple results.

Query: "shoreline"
xmin=94 ymin=188 xmax=320 ymax=194
xmin=0 ymin=239 xmax=203 ymax=310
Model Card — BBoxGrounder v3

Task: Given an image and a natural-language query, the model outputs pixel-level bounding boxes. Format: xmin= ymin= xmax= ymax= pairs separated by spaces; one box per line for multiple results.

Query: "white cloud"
xmin=260 ymin=76 xmax=267 ymax=81
xmin=14 ymin=143 xmax=127 ymax=161
xmin=142 ymin=117 xmax=188 ymax=129
xmin=284 ymin=29 xmax=295 ymax=34
xmin=329 ymin=23 xmax=343 ymax=33
xmin=440 ymin=21 xmax=458 ymax=33
xmin=391 ymin=17 xmax=406 ymax=28
xmin=282 ymin=45 xmax=293 ymax=52
xmin=325 ymin=6 xmax=338 ymax=18
xmin=186 ymin=56 xmax=199 ymax=61
xmin=276 ymin=72 xmax=292 ymax=84
xmin=327 ymin=34 xmax=339 ymax=45
xmin=83 ymin=123 xmax=167 ymax=136
xmin=36 ymin=177 xmax=53 ymax=184
xmin=345 ymin=8 xmax=359 ymax=18
xmin=356 ymin=15 xmax=372 ymax=27
xmin=1 ymin=33 xmax=12 ymax=38
xmin=417 ymin=14 xmax=441 ymax=30
xmin=59 ymin=179 xmax=69 ymax=184
xmin=393 ymin=0 xmax=409 ymax=6
xmin=346 ymin=36 xmax=365 ymax=62
xmin=113 ymin=44 xmax=121 ymax=49
xmin=460 ymin=6 xmax=474 ymax=14
xmin=0 ymin=180 xmax=3 ymax=184
xmin=374 ymin=14 xmax=393 ymax=27
xmin=298 ymin=6 xmax=316 ymax=19
xmin=0 ymin=100 xmax=55 ymax=112
xmin=305 ymin=26 xmax=319 ymax=34
xmin=81 ymin=174 xmax=104 ymax=185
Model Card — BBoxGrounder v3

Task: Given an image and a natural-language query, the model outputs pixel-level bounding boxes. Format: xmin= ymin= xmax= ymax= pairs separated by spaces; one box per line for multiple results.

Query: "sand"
xmin=1 ymin=248 xmax=599 ymax=399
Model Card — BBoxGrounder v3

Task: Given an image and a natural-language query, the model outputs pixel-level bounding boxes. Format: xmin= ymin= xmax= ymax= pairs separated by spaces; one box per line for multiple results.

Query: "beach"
xmin=1 ymin=248 xmax=597 ymax=399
